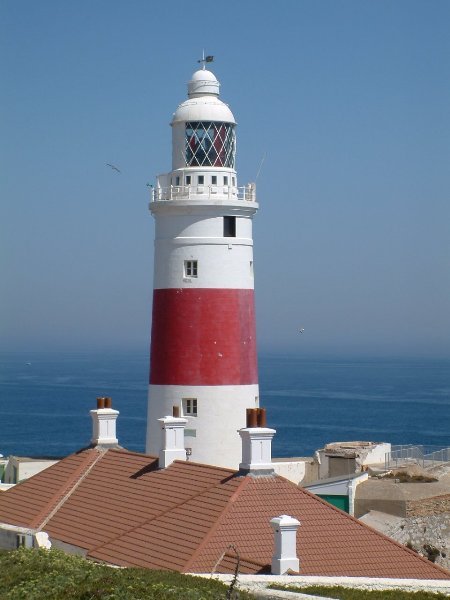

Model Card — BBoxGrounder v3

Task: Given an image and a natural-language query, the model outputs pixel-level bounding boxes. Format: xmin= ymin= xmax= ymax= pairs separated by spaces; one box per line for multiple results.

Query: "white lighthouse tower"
xmin=146 ymin=60 xmax=259 ymax=469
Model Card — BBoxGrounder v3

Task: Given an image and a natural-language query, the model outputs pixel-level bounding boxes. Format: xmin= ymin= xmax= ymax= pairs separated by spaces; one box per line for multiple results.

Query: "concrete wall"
xmin=272 ymin=459 xmax=318 ymax=486
xmin=354 ymin=480 xmax=407 ymax=518
xmin=355 ymin=479 xmax=450 ymax=520
xmin=316 ymin=443 xmax=391 ymax=480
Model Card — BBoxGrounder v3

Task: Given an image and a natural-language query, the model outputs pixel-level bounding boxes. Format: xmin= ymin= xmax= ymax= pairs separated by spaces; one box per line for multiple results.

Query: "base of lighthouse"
xmin=146 ymin=384 xmax=259 ymax=468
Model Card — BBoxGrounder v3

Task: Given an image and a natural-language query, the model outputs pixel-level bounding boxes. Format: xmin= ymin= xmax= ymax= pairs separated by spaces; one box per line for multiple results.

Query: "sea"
xmin=0 ymin=351 xmax=449 ymax=459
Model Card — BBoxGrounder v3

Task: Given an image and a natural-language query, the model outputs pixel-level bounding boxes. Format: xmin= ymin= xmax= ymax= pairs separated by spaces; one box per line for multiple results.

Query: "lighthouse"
xmin=145 ymin=60 xmax=259 ymax=468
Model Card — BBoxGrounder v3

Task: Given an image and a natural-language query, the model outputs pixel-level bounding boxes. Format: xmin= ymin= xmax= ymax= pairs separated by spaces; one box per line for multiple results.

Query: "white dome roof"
xmin=171 ymin=68 xmax=235 ymax=125
xmin=188 ymin=69 xmax=220 ymax=97
xmin=172 ymin=97 xmax=235 ymax=125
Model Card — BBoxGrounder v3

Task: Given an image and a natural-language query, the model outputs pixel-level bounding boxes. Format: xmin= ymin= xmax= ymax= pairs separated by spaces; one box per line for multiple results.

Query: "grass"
xmin=268 ymin=584 xmax=450 ymax=599
xmin=0 ymin=548 xmax=256 ymax=600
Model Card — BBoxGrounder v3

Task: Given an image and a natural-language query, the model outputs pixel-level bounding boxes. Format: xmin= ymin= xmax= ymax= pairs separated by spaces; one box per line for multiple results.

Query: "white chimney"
xmin=239 ymin=408 xmax=275 ymax=474
xmin=158 ymin=415 xmax=187 ymax=468
xmin=90 ymin=397 xmax=119 ymax=447
xmin=270 ymin=515 xmax=301 ymax=575
xmin=34 ymin=531 xmax=52 ymax=549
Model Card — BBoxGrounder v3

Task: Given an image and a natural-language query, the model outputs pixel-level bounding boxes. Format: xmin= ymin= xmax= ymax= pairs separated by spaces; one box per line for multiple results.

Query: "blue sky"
xmin=1 ymin=1 xmax=449 ymax=357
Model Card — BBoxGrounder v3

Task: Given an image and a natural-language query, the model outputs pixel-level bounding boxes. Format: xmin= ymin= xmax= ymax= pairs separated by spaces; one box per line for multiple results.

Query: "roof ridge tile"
xmin=31 ymin=449 xmax=107 ymax=530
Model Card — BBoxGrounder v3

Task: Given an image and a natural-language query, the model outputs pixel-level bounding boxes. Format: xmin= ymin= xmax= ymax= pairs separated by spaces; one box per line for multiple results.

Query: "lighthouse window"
xmin=184 ymin=260 xmax=198 ymax=278
xmin=185 ymin=121 xmax=236 ymax=168
xmin=175 ymin=176 xmax=180 ymax=186
xmin=223 ymin=176 xmax=228 ymax=185
xmin=223 ymin=216 xmax=236 ymax=237
xmin=198 ymin=175 xmax=204 ymax=185
xmin=211 ymin=175 xmax=217 ymax=185
xmin=184 ymin=398 xmax=198 ymax=416
xmin=185 ymin=175 xmax=191 ymax=185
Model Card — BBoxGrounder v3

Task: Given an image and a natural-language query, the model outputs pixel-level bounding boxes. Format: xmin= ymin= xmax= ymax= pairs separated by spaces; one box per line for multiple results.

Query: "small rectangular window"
xmin=184 ymin=260 xmax=198 ymax=278
xmin=198 ymin=175 xmax=204 ymax=185
xmin=232 ymin=177 xmax=236 ymax=186
xmin=186 ymin=175 xmax=191 ymax=185
xmin=175 ymin=176 xmax=180 ymax=186
xmin=224 ymin=216 xmax=236 ymax=237
xmin=211 ymin=175 xmax=217 ymax=185
xmin=184 ymin=398 xmax=198 ymax=416
xmin=223 ymin=176 xmax=228 ymax=185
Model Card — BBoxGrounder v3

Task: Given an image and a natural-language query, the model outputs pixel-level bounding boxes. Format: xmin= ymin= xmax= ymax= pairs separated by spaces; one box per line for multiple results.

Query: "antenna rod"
xmin=255 ymin=152 xmax=266 ymax=182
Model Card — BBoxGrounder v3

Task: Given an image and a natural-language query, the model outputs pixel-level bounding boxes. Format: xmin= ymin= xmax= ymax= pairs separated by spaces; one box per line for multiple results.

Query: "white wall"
xmin=272 ymin=459 xmax=319 ymax=486
xmin=3 ymin=458 xmax=59 ymax=484
xmin=147 ymin=384 xmax=259 ymax=469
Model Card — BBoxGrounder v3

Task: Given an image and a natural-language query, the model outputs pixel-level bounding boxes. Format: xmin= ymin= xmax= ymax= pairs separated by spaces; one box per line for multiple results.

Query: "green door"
xmin=317 ymin=494 xmax=349 ymax=513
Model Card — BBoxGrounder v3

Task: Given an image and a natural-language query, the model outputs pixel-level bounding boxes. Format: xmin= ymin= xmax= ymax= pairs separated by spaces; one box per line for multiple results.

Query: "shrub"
xmin=0 ymin=548 xmax=254 ymax=600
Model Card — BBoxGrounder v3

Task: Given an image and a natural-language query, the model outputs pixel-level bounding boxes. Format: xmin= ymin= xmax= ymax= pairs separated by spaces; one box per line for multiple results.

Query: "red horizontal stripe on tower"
xmin=150 ymin=288 xmax=258 ymax=386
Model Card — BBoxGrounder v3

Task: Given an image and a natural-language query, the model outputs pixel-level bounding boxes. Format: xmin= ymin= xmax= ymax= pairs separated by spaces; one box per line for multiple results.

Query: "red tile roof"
xmin=0 ymin=448 xmax=448 ymax=580
xmin=0 ymin=449 xmax=101 ymax=529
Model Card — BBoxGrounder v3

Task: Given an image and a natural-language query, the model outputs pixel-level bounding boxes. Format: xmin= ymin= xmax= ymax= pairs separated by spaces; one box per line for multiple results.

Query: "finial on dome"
xmin=197 ymin=49 xmax=214 ymax=71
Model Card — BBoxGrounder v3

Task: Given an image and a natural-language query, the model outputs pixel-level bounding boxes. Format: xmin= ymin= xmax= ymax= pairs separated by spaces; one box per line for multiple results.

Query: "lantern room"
xmin=170 ymin=69 xmax=236 ymax=171
xmin=151 ymin=66 xmax=256 ymax=203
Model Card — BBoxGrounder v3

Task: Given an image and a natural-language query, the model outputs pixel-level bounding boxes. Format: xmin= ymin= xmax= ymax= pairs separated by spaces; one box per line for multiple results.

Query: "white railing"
xmin=151 ymin=184 xmax=256 ymax=203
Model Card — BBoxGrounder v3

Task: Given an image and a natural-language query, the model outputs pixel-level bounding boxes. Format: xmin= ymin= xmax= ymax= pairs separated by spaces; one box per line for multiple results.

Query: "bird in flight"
xmin=106 ymin=163 xmax=121 ymax=173
xmin=299 ymin=328 xmax=305 ymax=334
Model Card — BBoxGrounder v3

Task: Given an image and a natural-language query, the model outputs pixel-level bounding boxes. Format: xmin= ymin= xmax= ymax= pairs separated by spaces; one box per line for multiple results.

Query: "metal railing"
xmin=423 ymin=447 xmax=450 ymax=466
xmin=151 ymin=184 xmax=257 ymax=203
xmin=385 ymin=445 xmax=450 ymax=471
xmin=385 ymin=445 xmax=424 ymax=470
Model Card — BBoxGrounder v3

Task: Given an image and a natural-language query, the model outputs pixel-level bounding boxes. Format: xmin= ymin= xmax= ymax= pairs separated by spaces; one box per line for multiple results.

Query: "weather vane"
xmin=197 ymin=50 xmax=214 ymax=70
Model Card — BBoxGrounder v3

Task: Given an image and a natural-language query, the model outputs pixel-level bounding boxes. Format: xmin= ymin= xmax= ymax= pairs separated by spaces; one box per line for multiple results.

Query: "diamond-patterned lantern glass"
xmin=185 ymin=122 xmax=236 ymax=168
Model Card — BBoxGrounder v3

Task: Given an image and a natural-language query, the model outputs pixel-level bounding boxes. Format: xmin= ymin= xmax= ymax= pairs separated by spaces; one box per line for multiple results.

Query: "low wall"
xmin=194 ymin=574 xmax=450 ymax=595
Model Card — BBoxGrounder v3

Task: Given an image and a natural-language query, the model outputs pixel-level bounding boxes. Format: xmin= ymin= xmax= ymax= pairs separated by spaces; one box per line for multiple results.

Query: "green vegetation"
xmin=0 ymin=548 xmax=255 ymax=600
xmin=268 ymin=584 xmax=450 ymax=599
